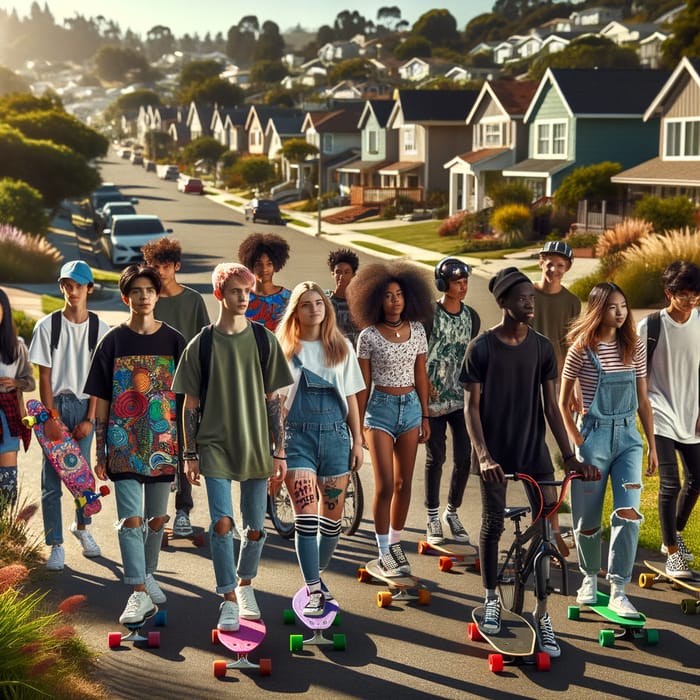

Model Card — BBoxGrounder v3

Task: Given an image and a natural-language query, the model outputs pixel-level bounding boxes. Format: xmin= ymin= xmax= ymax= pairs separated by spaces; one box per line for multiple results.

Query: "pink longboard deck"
xmin=218 ymin=619 xmax=266 ymax=654
xmin=24 ymin=399 xmax=102 ymax=516
xmin=292 ymin=587 xmax=340 ymax=630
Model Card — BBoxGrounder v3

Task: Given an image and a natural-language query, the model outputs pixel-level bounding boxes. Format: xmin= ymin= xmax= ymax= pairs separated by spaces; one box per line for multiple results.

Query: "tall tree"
xmin=334 ymin=10 xmax=367 ymax=40
xmin=146 ymin=24 xmax=174 ymax=61
xmin=662 ymin=0 xmax=700 ymax=65
xmin=254 ymin=21 xmax=285 ymax=62
xmin=413 ymin=9 xmax=460 ymax=48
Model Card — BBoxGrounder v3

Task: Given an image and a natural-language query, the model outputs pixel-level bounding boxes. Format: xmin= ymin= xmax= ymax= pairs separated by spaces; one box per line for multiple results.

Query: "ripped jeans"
xmin=113 ymin=479 xmax=170 ymax=585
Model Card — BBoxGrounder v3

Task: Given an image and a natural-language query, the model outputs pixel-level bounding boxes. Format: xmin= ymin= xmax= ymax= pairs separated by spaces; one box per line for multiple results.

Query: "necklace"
xmin=383 ymin=319 xmax=404 ymax=338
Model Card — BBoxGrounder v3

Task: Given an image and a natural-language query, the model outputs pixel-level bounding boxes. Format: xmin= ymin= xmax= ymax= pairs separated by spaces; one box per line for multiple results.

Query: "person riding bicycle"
xmin=461 ymin=268 xmax=599 ymax=658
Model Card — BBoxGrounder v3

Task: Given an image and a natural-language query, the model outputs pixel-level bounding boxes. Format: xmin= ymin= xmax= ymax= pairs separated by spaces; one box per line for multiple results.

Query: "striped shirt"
xmin=562 ymin=338 xmax=646 ymax=410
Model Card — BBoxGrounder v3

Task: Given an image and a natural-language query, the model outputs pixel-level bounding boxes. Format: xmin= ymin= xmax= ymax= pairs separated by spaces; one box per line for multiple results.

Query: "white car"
xmin=103 ymin=215 xmax=172 ymax=267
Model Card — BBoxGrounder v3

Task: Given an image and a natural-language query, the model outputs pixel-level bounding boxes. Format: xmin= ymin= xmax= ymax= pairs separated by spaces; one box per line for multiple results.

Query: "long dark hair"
xmin=0 ymin=288 xmax=19 ymax=365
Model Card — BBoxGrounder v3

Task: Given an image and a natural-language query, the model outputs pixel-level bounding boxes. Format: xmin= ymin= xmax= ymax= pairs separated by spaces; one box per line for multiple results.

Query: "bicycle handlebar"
xmin=504 ymin=472 xmax=581 ymax=524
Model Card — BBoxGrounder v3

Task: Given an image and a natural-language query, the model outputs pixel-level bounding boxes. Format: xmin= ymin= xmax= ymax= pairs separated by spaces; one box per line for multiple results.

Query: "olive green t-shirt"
xmin=172 ymin=323 xmax=293 ymax=480
xmin=155 ymin=286 xmax=210 ymax=343
xmin=531 ymin=286 xmax=581 ymax=373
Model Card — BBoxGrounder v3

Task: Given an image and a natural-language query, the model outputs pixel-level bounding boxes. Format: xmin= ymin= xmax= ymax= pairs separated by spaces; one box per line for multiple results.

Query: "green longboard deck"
xmin=588 ymin=591 xmax=646 ymax=627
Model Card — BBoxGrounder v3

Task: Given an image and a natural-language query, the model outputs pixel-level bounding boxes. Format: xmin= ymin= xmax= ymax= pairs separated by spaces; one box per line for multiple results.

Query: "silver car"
xmin=103 ymin=215 xmax=173 ymax=267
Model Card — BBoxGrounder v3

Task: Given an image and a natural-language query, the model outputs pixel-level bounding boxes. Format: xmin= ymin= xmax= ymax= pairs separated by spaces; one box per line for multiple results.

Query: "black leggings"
xmin=656 ymin=435 xmax=700 ymax=547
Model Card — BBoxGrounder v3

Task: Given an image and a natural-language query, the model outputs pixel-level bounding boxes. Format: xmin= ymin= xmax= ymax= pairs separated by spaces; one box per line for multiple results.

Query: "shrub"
xmin=0 ymin=224 xmax=62 ymax=283
xmin=595 ymin=217 xmax=653 ymax=258
xmin=634 ymin=195 xmax=696 ymax=233
xmin=553 ymin=161 xmax=623 ymax=213
xmin=426 ymin=190 xmax=448 ymax=208
xmin=0 ymin=178 xmax=49 ymax=236
xmin=461 ymin=209 xmax=492 ymax=238
xmin=565 ymin=231 xmax=599 ymax=249
xmin=11 ymin=310 xmax=35 ymax=344
xmin=487 ymin=181 xmax=533 ymax=209
xmin=432 ymin=205 xmax=448 ymax=220
xmin=569 ymin=268 xmax=607 ymax=301
xmin=438 ymin=210 xmax=467 ymax=237
xmin=490 ymin=203 xmax=532 ymax=246
xmin=459 ymin=237 xmax=504 ymax=253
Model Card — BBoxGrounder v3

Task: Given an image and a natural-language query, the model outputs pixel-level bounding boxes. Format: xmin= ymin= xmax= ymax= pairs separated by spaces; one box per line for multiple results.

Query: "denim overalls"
xmin=572 ymin=349 xmax=644 ymax=584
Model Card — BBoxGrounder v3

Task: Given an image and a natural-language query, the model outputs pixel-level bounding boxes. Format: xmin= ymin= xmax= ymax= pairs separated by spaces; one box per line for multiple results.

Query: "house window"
xmin=535 ymin=120 xmax=567 ymax=157
xmin=368 ymin=130 xmax=378 ymax=154
xmin=323 ymin=134 xmax=333 ymax=153
xmin=403 ymin=125 xmax=416 ymax=154
xmin=665 ymin=119 xmax=700 ymax=158
xmin=484 ymin=123 xmax=502 ymax=147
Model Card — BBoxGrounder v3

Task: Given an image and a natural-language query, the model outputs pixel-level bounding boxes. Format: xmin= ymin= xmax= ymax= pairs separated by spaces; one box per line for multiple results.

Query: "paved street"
xmin=8 ymin=156 xmax=700 ymax=699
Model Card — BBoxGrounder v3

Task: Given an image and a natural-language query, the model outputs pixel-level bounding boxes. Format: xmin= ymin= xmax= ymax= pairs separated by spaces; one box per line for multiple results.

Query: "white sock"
xmin=376 ymin=533 xmax=389 ymax=556
xmin=388 ymin=527 xmax=402 ymax=545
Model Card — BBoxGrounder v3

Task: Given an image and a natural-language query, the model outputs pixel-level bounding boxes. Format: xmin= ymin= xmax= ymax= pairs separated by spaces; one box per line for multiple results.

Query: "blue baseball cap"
xmin=58 ymin=260 xmax=94 ymax=285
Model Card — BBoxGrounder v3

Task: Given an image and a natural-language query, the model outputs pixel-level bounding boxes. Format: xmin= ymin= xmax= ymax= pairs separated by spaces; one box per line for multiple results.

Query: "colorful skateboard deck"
xmin=358 ymin=559 xmax=431 ymax=607
xmin=640 ymin=560 xmax=700 ymax=615
xmin=417 ymin=540 xmax=480 ymax=572
xmin=24 ymin=399 xmax=108 ymax=516
xmin=212 ymin=619 xmax=270 ymax=676
xmin=468 ymin=605 xmax=548 ymax=672
xmin=567 ymin=590 xmax=659 ymax=647
xmin=285 ymin=586 xmax=345 ymax=651
xmin=108 ymin=606 xmax=166 ymax=649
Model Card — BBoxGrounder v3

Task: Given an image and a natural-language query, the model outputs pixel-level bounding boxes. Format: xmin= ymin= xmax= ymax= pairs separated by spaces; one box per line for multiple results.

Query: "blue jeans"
xmin=41 ymin=394 xmax=93 ymax=545
xmin=114 ymin=479 xmax=170 ymax=585
xmin=364 ymin=389 xmax=421 ymax=440
xmin=205 ymin=477 xmax=268 ymax=594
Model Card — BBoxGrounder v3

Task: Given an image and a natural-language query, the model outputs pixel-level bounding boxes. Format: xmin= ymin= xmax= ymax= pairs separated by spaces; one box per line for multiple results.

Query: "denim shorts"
xmin=286 ymin=420 xmax=351 ymax=477
xmin=364 ymin=389 xmax=421 ymax=441
xmin=0 ymin=410 xmax=19 ymax=454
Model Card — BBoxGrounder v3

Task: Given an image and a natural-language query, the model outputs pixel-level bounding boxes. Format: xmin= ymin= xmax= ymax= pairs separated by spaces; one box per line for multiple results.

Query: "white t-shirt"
xmin=284 ymin=339 xmax=365 ymax=417
xmin=29 ymin=312 xmax=110 ymax=400
xmin=638 ymin=309 xmax=700 ymax=443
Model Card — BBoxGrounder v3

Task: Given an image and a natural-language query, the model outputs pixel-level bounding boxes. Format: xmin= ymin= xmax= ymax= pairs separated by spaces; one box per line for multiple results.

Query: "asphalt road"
xmin=18 ymin=156 xmax=699 ymax=699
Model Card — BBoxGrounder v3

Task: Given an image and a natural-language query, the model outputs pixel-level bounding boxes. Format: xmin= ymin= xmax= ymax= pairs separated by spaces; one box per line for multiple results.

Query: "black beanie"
xmin=488 ymin=267 xmax=531 ymax=300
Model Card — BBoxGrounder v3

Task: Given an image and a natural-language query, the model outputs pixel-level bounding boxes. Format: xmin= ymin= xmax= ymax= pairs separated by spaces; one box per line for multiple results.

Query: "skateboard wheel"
xmin=290 ymin=634 xmax=304 ymax=652
xmin=193 ymin=533 xmax=205 ymax=547
xmin=567 ymin=605 xmax=580 ymax=620
xmin=147 ymin=631 xmax=160 ymax=648
xmin=488 ymin=653 xmax=504 ymax=673
xmin=536 ymin=652 xmax=551 ymax=671
xmin=645 ymin=628 xmax=659 ymax=645
xmin=417 ymin=541 xmax=428 ymax=555
xmin=357 ymin=567 xmax=371 ymax=583
xmin=283 ymin=608 xmax=296 ymax=624
xmin=211 ymin=629 xmax=220 ymax=644
xmin=599 ymin=629 xmax=615 ymax=647
xmin=153 ymin=610 xmax=167 ymax=626
xmin=333 ymin=633 xmax=346 ymax=651
xmin=438 ymin=556 xmax=453 ymax=572
xmin=377 ymin=591 xmax=392 ymax=608
xmin=332 ymin=613 xmax=341 ymax=627
xmin=638 ymin=573 xmax=654 ymax=589
xmin=417 ymin=588 xmax=431 ymax=605
xmin=681 ymin=599 xmax=696 ymax=615
xmin=213 ymin=660 xmax=227 ymax=677
xmin=259 ymin=658 xmax=272 ymax=676
xmin=467 ymin=622 xmax=483 ymax=642
xmin=108 ymin=632 xmax=122 ymax=648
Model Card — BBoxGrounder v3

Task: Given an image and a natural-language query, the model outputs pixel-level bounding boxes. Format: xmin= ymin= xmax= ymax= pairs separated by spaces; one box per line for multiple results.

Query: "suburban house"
xmin=444 ymin=79 xmax=538 ymax=214
xmin=397 ymin=57 xmax=452 ymax=83
xmin=570 ymin=6 xmax=623 ymax=26
xmin=337 ymin=99 xmax=397 ymax=205
xmin=186 ymin=101 xmax=215 ymax=140
xmin=612 ymin=58 xmax=700 ymax=205
xmin=211 ymin=107 xmax=248 ymax=151
xmin=245 ymin=106 xmax=300 ymax=156
xmin=502 ymin=68 xmax=670 ymax=200
xmin=264 ymin=113 xmax=305 ymax=184
xmin=380 ymin=89 xmax=480 ymax=201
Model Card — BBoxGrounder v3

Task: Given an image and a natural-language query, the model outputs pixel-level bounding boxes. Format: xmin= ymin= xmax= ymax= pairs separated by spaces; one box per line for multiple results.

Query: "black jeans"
xmin=175 ymin=459 xmax=193 ymax=514
xmin=424 ymin=410 xmax=471 ymax=511
xmin=656 ymin=435 xmax=700 ymax=547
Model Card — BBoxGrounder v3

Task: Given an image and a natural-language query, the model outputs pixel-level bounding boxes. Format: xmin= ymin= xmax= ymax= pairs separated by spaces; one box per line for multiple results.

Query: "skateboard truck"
xmin=108 ymin=608 xmax=166 ymax=649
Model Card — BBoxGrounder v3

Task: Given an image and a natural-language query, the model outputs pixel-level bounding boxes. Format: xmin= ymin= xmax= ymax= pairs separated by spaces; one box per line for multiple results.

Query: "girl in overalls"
xmin=276 ymin=281 xmax=365 ymax=616
xmin=559 ymin=282 xmax=658 ymax=618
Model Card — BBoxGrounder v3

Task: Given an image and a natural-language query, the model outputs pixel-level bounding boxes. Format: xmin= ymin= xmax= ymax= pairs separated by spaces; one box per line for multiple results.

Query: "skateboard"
xmin=417 ymin=540 xmax=480 ymax=572
xmin=108 ymin=607 xmax=166 ymax=649
xmin=23 ymin=399 xmax=109 ymax=516
xmin=161 ymin=525 xmax=206 ymax=548
xmin=357 ymin=559 xmax=431 ymax=607
xmin=284 ymin=586 xmax=345 ymax=652
xmin=212 ymin=619 xmax=271 ymax=676
xmin=468 ymin=605 xmax=550 ymax=672
xmin=567 ymin=590 xmax=659 ymax=647
xmin=639 ymin=560 xmax=700 ymax=615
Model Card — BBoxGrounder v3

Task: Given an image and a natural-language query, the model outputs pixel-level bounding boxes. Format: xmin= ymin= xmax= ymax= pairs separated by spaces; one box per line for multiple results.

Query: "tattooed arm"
xmin=182 ymin=394 xmax=201 ymax=486
xmin=266 ymin=391 xmax=287 ymax=489
xmin=94 ymin=398 xmax=109 ymax=481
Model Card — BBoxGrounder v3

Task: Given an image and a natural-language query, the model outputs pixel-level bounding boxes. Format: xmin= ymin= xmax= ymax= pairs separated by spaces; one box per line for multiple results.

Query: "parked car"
xmin=130 ymin=151 xmax=144 ymax=165
xmin=157 ymin=164 xmax=180 ymax=180
xmin=102 ymin=215 xmax=173 ymax=267
xmin=119 ymin=148 xmax=131 ymax=159
xmin=244 ymin=198 xmax=283 ymax=224
xmin=177 ymin=176 xmax=204 ymax=194
xmin=99 ymin=201 xmax=137 ymax=231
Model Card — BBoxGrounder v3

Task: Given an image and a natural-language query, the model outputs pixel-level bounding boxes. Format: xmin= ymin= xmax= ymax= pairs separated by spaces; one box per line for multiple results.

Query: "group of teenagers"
xmin=0 ymin=229 xmax=698 ymax=661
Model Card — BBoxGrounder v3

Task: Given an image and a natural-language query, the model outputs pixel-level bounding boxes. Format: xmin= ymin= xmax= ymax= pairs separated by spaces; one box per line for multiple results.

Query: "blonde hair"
xmin=276 ymin=281 xmax=348 ymax=366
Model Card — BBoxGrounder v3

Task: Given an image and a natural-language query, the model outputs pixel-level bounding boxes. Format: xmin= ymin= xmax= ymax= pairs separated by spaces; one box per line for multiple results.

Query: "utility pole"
xmin=316 ymin=146 xmax=322 ymax=236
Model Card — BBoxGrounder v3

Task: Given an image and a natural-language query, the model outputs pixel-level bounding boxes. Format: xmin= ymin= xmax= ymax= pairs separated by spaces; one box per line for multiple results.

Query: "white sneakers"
xmin=235 ymin=584 xmax=261 ymax=620
xmin=576 ymin=574 xmax=598 ymax=605
xmin=608 ymin=586 xmax=640 ymax=618
xmin=69 ymin=523 xmax=101 ymax=558
xmin=145 ymin=574 xmax=167 ymax=604
xmin=217 ymin=600 xmax=240 ymax=632
xmin=119 ymin=591 xmax=155 ymax=625
xmin=46 ymin=544 xmax=65 ymax=571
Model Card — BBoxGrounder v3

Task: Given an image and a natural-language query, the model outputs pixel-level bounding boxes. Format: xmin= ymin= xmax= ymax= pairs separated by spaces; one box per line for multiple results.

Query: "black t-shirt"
xmin=460 ymin=328 xmax=557 ymax=476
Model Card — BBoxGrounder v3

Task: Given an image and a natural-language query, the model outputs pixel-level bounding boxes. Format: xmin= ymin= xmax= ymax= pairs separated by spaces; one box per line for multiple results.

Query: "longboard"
xmin=108 ymin=606 xmax=166 ymax=649
xmin=417 ymin=540 xmax=480 ymax=572
xmin=358 ymin=559 xmax=431 ymax=607
xmin=640 ymin=560 xmax=700 ymax=615
xmin=468 ymin=605 xmax=549 ymax=672
xmin=284 ymin=586 xmax=345 ymax=652
xmin=24 ymin=399 xmax=109 ymax=516
xmin=212 ymin=619 xmax=270 ymax=676
xmin=161 ymin=525 xmax=206 ymax=548
xmin=567 ymin=590 xmax=659 ymax=647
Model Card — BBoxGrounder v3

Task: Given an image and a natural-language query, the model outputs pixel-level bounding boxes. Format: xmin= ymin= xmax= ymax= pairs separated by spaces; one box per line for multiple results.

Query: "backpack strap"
xmin=645 ymin=311 xmax=662 ymax=372
xmin=50 ymin=310 xmax=62 ymax=354
xmin=50 ymin=310 xmax=100 ymax=355
xmin=250 ymin=321 xmax=270 ymax=392
xmin=467 ymin=305 xmax=481 ymax=339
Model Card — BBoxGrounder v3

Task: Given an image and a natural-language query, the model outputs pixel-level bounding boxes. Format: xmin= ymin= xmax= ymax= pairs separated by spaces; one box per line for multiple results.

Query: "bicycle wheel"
xmin=341 ymin=471 xmax=364 ymax=536
xmin=268 ymin=483 xmax=295 ymax=539
xmin=497 ymin=548 xmax=525 ymax=615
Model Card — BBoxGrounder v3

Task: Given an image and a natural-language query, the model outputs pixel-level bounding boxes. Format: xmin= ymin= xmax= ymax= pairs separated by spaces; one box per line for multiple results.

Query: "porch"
xmin=349 ymin=186 xmax=424 ymax=206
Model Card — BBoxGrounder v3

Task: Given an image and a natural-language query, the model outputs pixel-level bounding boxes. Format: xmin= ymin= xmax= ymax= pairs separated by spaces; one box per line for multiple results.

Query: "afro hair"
xmin=237 ymin=233 xmax=290 ymax=271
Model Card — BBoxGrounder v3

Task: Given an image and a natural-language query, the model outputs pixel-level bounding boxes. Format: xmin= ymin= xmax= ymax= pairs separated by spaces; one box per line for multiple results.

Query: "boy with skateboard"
xmin=638 ymin=261 xmax=700 ymax=577
xmin=142 ymin=237 xmax=210 ymax=539
xmin=424 ymin=257 xmax=480 ymax=546
xmin=462 ymin=267 xmax=598 ymax=657
xmin=29 ymin=260 xmax=110 ymax=570
xmin=84 ymin=264 xmax=186 ymax=626
xmin=172 ymin=263 xmax=292 ymax=633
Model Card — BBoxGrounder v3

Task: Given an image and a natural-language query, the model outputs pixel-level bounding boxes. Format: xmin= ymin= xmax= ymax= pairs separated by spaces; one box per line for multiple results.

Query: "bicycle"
xmin=267 ymin=470 xmax=364 ymax=540
xmin=496 ymin=472 xmax=580 ymax=615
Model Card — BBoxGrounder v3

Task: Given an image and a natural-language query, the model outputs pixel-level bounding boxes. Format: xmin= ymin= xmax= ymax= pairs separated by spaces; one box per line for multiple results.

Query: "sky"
xmin=2 ymin=1 xmax=494 ymax=37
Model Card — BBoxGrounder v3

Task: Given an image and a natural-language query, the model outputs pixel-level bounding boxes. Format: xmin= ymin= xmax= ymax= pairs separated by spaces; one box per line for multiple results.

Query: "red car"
xmin=177 ymin=176 xmax=204 ymax=195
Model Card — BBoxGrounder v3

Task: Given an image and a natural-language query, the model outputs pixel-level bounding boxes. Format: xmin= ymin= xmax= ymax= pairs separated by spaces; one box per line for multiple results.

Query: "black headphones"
xmin=434 ymin=257 xmax=471 ymax=292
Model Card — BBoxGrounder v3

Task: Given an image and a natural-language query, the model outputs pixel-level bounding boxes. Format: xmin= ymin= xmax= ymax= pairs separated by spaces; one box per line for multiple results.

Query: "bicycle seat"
xmin=504 ymin=506 xmax=530 ymax=521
